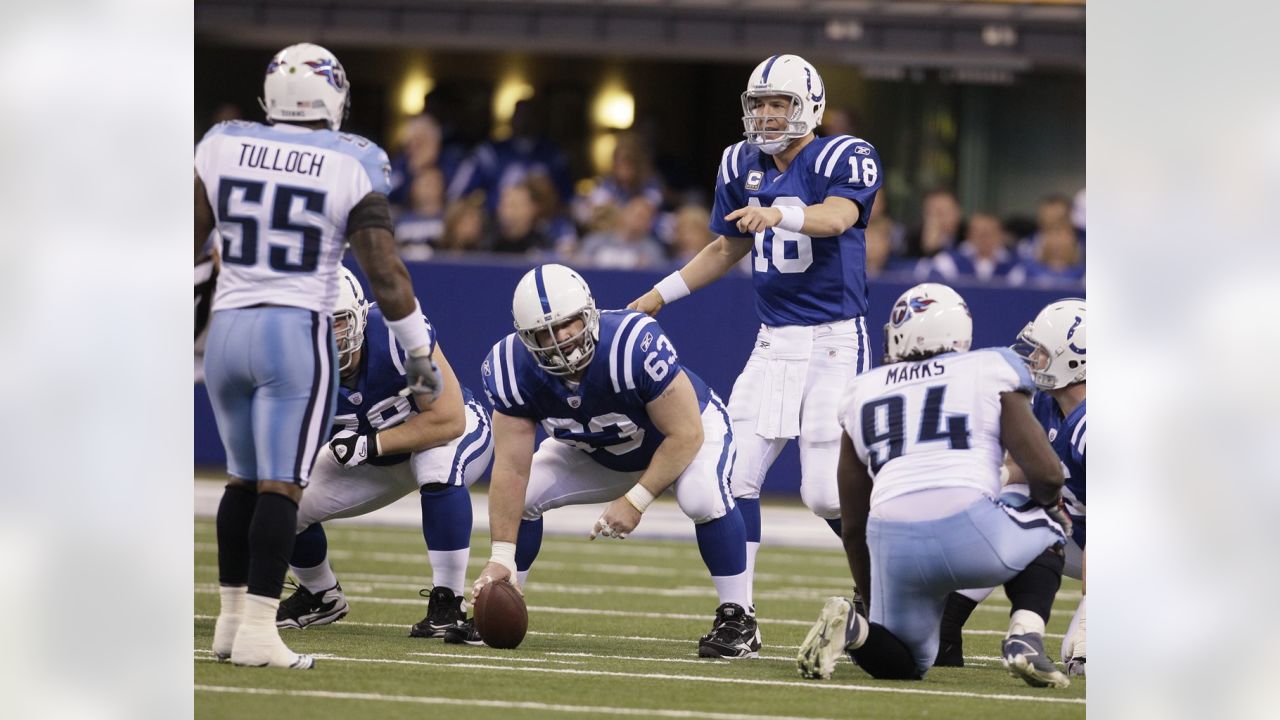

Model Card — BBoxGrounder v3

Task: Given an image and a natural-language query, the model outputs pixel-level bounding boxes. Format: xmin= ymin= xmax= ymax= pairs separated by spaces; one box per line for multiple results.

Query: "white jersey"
xmin=839 ymin=347 xmax=1036 ymax=509
xmin=194 ymin=120 xmax=391 ymax=314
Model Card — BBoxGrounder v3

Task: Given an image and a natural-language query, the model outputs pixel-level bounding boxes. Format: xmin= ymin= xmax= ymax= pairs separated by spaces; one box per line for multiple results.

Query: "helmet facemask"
xmin=516 ymin=305 xmax=601 ymax=377
xmin=334 ymin=307 xmax=366 ymax=374
xmin=1012 ymin=299 xmax=1086 ymax=391
xmin=741 ymin=92 xmax=809 ymax=155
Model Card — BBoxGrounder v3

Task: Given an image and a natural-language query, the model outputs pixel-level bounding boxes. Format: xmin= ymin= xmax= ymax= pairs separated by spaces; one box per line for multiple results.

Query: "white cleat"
xmin=212 ymin=612 xmax=240 ymax=662
xmin=230 ymin=623 xmax=315 ymax=669
xmin=797 ymin=596 xmax=862 ymax=680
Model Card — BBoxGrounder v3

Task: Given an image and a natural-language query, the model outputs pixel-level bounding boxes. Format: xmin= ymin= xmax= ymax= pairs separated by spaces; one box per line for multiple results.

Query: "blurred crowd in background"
xmin=207 ymin=96 xmax=1085 ymax=289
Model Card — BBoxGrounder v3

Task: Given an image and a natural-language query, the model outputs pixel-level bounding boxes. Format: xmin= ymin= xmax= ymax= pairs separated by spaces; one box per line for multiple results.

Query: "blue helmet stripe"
xmin=761 ymin=54 xmax=781 ymax=82
xmin=534 ymin=266 xmax=551 ymax=314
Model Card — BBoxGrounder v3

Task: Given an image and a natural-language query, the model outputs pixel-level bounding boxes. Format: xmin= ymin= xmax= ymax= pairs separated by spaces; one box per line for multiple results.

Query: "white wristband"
xmin=489 ymin=541 xmax=518 ymax=577
xmin=776 ymin=205 xmax=805 ymax=233
xmin=384 ymin=300 xmax=434 ymax=356
xmin=623 ymin=484 xmax=656 ymax=513
xmin=654 ymin=272 xmax=691 ymax=304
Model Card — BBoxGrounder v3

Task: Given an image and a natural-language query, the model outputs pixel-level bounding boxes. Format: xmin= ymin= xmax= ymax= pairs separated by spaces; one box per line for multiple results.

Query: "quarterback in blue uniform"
xmin=935 ymin=299 xmax=1087 ymax=676
xmin=631 ymin=54 xmax=883 ymax=619
xmin=276 ymin=268 xmax=494 ymax=644
xmin=473 ymin=264 xmax=757 ymax=658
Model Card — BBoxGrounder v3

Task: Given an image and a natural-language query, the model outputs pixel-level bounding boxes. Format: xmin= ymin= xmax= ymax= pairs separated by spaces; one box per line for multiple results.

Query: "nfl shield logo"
xmin=348 ymin=392 xmax=363 ymax=405
xmin=568 ymin=397 xmax=581 ymax=408
xmin=1047 ymin=428 xmax=1058 ymax=442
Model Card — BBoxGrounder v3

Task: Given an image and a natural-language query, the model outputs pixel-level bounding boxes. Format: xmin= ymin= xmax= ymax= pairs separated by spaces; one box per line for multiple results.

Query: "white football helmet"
xmin=1014 ymin=299 xmax=1086 ymax=390
xmin=884 ymin=283 xmax=973 ymax=363
xmin=259 ymin=43 xmax=350 ymax=131
xmin=741 ymin=54 xmax=826 ymax=155
xmin=512 ymin=264 xmax=600 ymax=376
xmin=333 ymin=267 xmax=369 ymax=373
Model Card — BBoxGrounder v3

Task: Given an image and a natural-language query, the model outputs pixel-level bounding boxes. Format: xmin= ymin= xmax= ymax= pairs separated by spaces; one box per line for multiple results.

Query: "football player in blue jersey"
xmin=472 ymin=264 xmax=757 ymax=658
xmin=630 ymin=54 xmax=883 ymax=618
xmin=934 ymin=299 xmax=1087 ymax=676
xmin=195 ymin=43 xmax=443 ymax=669
xmin=273 ymin=268 xmax=494 ymax=645
xmin=796 ymin=284 xmax=1073 ymax=688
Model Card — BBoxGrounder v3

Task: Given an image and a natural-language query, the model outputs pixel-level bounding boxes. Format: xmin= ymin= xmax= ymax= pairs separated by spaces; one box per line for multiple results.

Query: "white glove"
xmin=404 ymin=348 xmax=443 ymax=403
xmin=329 ymin=430 xmax=378 ymax=467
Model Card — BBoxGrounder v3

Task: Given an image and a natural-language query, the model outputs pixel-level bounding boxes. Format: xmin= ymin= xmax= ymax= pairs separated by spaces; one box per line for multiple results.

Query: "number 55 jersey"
xmin=839 ymin=347 xmax=1037 ymax=508
xmin=194 ymin=120 xmax=392 ymax=314
xmin=482 ymin=309 xmax=716 ymax=473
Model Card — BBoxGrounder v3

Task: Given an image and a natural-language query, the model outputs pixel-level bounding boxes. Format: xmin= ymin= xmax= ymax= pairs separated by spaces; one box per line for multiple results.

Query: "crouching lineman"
xmin=796 ymin=283 xmax=1073 ymax=688
xmin=471 ymin=264 xmax=757 ymax=658
xmin=935 ymin=298 xmax=1087 ymax=676
xmin=276 ymin=268 xmax=494 ymax=644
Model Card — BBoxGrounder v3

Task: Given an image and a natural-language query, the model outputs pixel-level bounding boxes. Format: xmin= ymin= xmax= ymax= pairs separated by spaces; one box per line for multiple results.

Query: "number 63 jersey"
xmin=709 ymin=135 xmax=882 ymax=327
xmin=839 ymin=347 xmax=1037 ymax=509
xmin=482 ymin=309 xmax=714 ymax=473
xmin=194 ymin=120 xmax=392 ymax=314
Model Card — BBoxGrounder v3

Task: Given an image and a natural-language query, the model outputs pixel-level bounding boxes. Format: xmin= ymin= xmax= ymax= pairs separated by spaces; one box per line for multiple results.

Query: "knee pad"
xmin=799 ymin=477 xmax=841 ymax=519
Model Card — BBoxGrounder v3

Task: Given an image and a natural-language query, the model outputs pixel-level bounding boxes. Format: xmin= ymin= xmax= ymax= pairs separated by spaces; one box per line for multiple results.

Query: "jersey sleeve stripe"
xmin=489 ymin=341 xmax=513 ymax=409
xmin=822 ymin=137 xmax=859 ymax=178
xmin=1071 ymin=419 xmax=1086 ymax=454
xmin=718 ymin=145 xmax=733 ymax=185
xmin=812 ymin=135 xmax=850 ymax=174
xmin=608 ymin=313 xmax=641 ymax=393
xmin=503 ymin=335 xmax=525 ymax=405
xmin=729 ymin=141 xmax=743 ymax=179
xmin=622 ymin=317 xmax=658 ymax=391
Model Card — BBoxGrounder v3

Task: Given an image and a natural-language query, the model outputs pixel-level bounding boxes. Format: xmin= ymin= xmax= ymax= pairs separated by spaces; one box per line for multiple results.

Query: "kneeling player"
xmin=471 ymin=264 xmax=756 ymax=658
xmin=935 ymin=298 xmax=1087 ymax=675
xmin=796 ymin=283 xmax=1073 ymax=688
xmin=277 ymin=268 xmax=494 ymax=643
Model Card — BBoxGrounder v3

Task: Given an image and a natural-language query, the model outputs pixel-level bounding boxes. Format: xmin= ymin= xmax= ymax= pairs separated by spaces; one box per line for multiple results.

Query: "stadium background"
xmin=194 ymin=0 xmax=1085 ymax=498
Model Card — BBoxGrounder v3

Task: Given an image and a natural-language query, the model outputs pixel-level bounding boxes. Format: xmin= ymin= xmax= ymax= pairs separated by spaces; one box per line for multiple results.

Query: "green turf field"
xmin=194 ymin=517 xmax=1085 ymax=719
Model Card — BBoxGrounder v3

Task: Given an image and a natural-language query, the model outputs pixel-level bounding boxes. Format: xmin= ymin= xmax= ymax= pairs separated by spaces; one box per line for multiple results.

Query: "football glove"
xmin=329 ymin=430 xmax=379 ymax=468
xmin=404 ymin=347 xmax=444 ymax=403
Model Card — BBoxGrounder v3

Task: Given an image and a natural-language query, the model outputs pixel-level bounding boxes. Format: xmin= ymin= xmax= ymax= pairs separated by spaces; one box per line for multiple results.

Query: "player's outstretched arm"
xmin=194 ymin=174 xmax=215 ymax=263
xmin=592 ymin=372 xmax=702 ymax=540
xmin=836 ymin=433 xmax=873 ymax=606
xmin=384 ymin=346 xmax=466 ymax=453
xmin=628 ymin=235 xmax=753 ymax=316
xmin=473 ymin=411 xmax=536 ymax=598
xmin=1000 ymin=392 xmax=1065 ymax=506
xmin=723 ymin=195 xmax=860 ymax=238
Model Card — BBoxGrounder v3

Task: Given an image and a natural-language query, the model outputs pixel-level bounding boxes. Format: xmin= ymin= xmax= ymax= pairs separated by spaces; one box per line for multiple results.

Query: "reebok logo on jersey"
xmin=641 ymin=333 xmax=653 ymax=352
xmin=854 ymin=146 xmax=871 ymax=155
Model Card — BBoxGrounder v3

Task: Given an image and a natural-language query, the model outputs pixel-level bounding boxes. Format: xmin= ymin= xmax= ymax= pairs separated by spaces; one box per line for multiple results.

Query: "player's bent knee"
xmin=799 ymin=481 xmax=841 ymax=519
xmin=258 ymin=479 xmax=303 ymax=504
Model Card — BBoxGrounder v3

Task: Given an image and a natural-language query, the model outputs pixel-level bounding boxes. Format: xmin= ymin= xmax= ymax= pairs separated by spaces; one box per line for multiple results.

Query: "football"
xmin=473 ymin=579 xmax=528 ymax=649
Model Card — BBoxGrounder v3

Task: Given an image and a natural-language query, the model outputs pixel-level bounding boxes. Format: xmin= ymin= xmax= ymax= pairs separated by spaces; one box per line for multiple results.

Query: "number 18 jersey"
xmin=709 ymin=135 xmax=882 ymax=327
xmin=839 ymin=348 xmax=1036 ymax=509
xmin=194 ymin=120 xmax=392 ymax=314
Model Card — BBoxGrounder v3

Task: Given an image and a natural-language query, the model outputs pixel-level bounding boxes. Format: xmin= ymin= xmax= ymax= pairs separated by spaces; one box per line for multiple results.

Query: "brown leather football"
xmin=473 ymin=579 xmax=528 ymax=649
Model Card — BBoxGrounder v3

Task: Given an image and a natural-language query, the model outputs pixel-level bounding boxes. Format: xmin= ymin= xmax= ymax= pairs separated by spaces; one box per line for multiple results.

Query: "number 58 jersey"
xmin=194 ymin=120 xmax=392 ymax=314
xmin=839 ymin=348 xmax=1037 ymax=509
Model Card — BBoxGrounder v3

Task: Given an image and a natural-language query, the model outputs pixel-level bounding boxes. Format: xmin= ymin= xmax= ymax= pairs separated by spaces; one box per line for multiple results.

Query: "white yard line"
xmin=194 ymin=684 xmax=840 ymax=720
xmin=193 ymin=655 xmax=1083 ymax=705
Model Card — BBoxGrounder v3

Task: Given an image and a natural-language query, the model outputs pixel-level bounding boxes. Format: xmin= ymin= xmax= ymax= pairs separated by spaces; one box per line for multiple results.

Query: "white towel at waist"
xmin=755 ymin=325 xmax=813 ymax=439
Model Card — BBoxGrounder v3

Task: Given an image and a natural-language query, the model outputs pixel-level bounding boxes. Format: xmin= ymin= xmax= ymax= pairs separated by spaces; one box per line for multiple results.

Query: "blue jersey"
xmin=331 ymin=305 xmax=472 ymax=467
xmin=710 ymin=135 xmax=883 ymax=327
xmin=482 ymin=310 xmax=712 ymax=473
xmin=1033 ymin=393 xmax=1086 ymax=548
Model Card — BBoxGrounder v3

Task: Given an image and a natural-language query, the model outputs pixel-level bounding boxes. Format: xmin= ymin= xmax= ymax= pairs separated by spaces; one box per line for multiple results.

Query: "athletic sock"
xmin=247 ymin=492 xmax=300 ymax=599
xmin=216 ymin=483 xmax=257 ymax=585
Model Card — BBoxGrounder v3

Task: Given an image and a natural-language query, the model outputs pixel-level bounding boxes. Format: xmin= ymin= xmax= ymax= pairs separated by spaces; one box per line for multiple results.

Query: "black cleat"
xmin=409 ymin=586 xmax=466 ymax=639
xmin=442 ymin=616 xmax=484 ymax=646
xmin=276 ymin=581 xmax=348 ymax=630
xmin=697 ymin=603 xmax=761 ymax=659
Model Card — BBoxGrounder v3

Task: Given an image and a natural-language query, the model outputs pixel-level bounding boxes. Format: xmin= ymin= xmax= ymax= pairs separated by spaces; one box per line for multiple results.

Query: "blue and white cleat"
xmin=1002 ymin=633 xmax=1070 ymax=688
xmin=797 ymin=596 xmax=866 ymax=680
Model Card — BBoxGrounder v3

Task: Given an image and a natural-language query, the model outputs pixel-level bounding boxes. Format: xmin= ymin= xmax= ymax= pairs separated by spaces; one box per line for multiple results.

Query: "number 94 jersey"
xmin=194 ymin=120 xmax=392 ymax=315
xmin=710 ymin=135 xmax=882 ymax=327
xmin=482 ymin=309 xmax=713 ymax=473
xmin=839 ymin=348 xmax=1037 ymax=510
